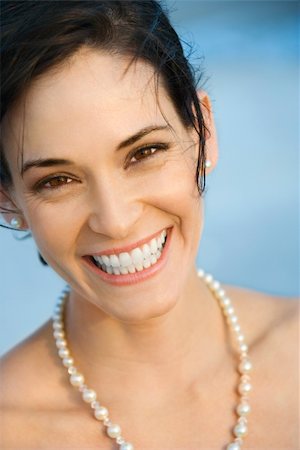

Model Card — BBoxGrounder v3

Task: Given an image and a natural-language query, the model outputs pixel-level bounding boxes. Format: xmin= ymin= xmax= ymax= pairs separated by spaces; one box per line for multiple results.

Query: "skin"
xmin=0 ymin=49 xmax=299 ymax=449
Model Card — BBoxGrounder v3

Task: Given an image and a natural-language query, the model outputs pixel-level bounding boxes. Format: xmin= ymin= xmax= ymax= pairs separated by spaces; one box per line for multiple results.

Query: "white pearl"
xmin=226 ymin=443 xmax=241 ymax=450
xmin=62 ymin=357 xmax=74 ymax=367
xmin=53 ymin=321 xmax=63 ymax=330
xmin=219 ymin=296 xmax=231 ymax=307
xmin=233 ymin=422 xmax=248 ymax=437
xmin=94 ymin=406 xmax=109 ymax=420
xmin=239 ymin=343 xmax=248 ymax=353
xmin=82 ymin=388 xmax=97 ymax=403
xmin=197 ymin=268 xmax=204 ymax=278
xmin=204 ymin=273 xmax=213 ymax=284
xmin=58 ymin=348 xmax=70 ymax=358
xmin=228 ymin=314 xmax=238 ymax=325
xmin=239 ymin=359 xmax=252 ymax=374
xmin=238 ymin=381 xmax=252 ymax=395
xmin=120 ymin=443 xmax=134 ymax=450
xmin=211 ymin=280 xmax=220 ymax=290
xmin=236 ymin=401 xmax=251 ymax=416
xmin=233 ymin=324 xmax=241 ymax=332
xmin=53 ymin=330 xmax=65 ymax=339
xmin=70 ymin=372 xmax=85 ymax=387
xmin=236 ymin=334 xmax=245 ymax=343
xmin=107 ymin=423 xmax=121 ymax=438
xmin=224 ymin=305 xmax=235 ymax=316
xmin=216 ymin=288 xmax=226 ymax=299
xmin=56 ymin=338 xmax=67 ymax=348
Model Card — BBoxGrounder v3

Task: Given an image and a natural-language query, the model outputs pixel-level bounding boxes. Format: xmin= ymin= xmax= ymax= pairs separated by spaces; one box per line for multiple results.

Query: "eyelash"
xmin=33 ymin=143 xmax=169 ymax=192
xmin=127 ymin=143 xmax=169 ymax=166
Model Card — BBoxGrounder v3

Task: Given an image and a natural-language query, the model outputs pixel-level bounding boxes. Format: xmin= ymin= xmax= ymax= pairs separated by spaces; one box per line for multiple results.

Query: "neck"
xmin=64 ymin=268 xmax=227 ymax=403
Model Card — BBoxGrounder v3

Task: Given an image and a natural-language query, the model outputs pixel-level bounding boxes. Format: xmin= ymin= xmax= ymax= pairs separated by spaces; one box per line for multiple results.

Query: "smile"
xmin=92 ymin=229 xmax=167 ymax=274
xmin=83 ymin=227 xmax=172 ymax=286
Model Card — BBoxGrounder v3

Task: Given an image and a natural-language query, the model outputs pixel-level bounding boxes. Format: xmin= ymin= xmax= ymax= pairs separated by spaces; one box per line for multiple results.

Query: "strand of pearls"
xmin=52 ymin=269 xmax=253 ymax=450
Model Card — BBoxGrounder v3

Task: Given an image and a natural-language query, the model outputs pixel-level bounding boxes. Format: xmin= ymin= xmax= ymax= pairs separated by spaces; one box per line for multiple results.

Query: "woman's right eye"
xmin=35 ymin=175 xmax=75 ymax=191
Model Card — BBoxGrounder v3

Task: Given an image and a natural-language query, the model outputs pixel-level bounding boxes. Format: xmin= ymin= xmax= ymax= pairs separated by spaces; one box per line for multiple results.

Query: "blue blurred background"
xmin=1 ymin=1 xmax=299 ymax=355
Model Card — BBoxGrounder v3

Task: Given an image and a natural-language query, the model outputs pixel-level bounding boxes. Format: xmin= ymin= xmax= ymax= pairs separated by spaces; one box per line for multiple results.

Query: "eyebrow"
xmin=116 ymin=125 xmax=170 ymax=150
xmin=21 ymin=124 xmax=170 ymax=175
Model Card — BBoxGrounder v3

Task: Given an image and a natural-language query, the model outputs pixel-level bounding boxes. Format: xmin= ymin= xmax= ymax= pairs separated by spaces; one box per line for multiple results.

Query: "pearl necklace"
xmin=52 ymin=269 xmax=253 ymax=450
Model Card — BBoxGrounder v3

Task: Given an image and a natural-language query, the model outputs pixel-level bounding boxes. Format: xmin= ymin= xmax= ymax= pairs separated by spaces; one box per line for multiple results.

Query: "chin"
xmin=115 ymin=294 xmax=179 ymax=324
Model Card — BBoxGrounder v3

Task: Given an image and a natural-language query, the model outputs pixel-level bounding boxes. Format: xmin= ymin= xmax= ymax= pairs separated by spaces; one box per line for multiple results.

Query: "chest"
xmin=3 ymin=388 xmax=298 ymax=450
xmin=3 ymin=336 xmax=298 ymax=450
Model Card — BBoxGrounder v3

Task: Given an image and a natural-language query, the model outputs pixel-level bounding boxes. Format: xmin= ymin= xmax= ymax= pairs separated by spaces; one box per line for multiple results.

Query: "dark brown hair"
xmin=1 ymin=0 xmax=207 ymax=210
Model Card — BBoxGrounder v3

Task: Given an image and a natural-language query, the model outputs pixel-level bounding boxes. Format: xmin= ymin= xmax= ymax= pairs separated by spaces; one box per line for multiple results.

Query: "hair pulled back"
xmin=1 ymin=0 xmax=207 ymax=195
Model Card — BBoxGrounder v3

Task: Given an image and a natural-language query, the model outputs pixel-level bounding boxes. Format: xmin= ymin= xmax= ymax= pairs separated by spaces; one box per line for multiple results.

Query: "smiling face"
xmin=2 ymin=49 xmax=212 ymax=321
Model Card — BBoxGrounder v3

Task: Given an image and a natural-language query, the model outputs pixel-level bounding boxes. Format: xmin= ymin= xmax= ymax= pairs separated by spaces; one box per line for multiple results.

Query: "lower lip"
xmin=83 ymin=227 xmax=173 ymax=286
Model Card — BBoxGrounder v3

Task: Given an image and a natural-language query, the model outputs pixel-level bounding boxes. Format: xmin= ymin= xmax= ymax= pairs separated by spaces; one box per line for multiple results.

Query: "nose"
xmin=87 ymin=177 xmax=142 ymax=240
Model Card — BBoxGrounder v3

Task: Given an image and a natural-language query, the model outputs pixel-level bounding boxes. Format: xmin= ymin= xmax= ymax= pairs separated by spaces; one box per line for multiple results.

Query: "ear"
xmin=196 ymin=90 xmax=219 ymax=173
xmin=0 ymin=188 xmax=28 ymax=230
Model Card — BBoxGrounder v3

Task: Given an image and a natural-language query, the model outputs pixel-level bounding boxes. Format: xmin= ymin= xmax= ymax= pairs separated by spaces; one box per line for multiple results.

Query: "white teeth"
xmin=130 ymin=248 xmax=144 ymax=265
xmin=135 ymin=263 xmax=144 ymax=272
xmin=142 ymin=243 xmax=151 ymax=259
xmin=109 ymin=254 xmax=120 ymax=268
xmin=143 ymin=257 xmax=151 ymax=269
xmin=150 ymin=238 xmax=158 ymax=254
xmin=156 ymin=236 xmax=162 ymax=250
xmin=93 ymin=255 xmax=102 ymax=265
xmin=91 ymin=228 xmax=169 ymax=275
xmin=102 ymin=255 xmax=110 ymax=266
xmin=119 ymin=252 xmax=132 ymax=267
xmin=127 ymin=264 xmax=136 ymax=274
xmin=150 ymin=254 xmax=157 ymax=265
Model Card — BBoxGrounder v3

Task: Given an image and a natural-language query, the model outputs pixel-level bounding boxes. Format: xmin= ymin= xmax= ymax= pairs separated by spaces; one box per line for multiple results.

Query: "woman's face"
xmin=2 ymin=49 xmax=207 ymax=321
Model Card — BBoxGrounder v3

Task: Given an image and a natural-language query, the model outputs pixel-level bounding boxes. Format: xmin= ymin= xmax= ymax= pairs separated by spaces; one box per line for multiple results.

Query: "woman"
xmin=0 ymin=1 xmax=298 ymax=449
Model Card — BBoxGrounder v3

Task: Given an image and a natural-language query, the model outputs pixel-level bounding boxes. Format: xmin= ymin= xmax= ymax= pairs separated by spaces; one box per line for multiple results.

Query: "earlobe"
xmin=0 ymin=189 xmax=28 ymax=230
xmin=196 ymin=89 xmax=219 ymax=173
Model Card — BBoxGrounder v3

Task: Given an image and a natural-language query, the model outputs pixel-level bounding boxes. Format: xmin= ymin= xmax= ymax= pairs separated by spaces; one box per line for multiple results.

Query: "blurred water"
xmin=0 ymin=1 xmax=298 ymax=355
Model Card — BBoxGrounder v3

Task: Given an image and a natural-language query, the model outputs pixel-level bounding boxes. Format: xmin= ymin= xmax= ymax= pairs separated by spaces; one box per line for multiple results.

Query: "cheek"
xmin=26 ymin=199 xmax=83 ymax=262
xmin=140 ymin=157 xmax=201 ymax=220
xmin=138 ymin=160 xmax=203 ymax=258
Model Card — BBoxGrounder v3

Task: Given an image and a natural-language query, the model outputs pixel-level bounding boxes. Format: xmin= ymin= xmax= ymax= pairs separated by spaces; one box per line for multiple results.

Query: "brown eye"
xmin=36 ymin=175 xmax=75 ymax=191
xmin=44 ymin=176 xmax=73 ymax=188
xmin=129 ymin=144 xmax=169 ymax=165
xmin=131 ymin=147 xmax=156 ymax=162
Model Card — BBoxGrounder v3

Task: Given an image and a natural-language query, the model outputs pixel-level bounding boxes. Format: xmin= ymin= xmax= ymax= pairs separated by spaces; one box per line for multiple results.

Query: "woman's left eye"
xmin=128 ymin=144 xmax=169 ymax=165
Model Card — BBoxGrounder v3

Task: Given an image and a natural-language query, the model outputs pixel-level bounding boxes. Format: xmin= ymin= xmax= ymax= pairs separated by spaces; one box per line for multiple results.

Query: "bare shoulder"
xmin=0 ymin=319 xmax=64 ymax=409
xmin=222 ymin=283 xmax=299 ymax=350
xmin=222 ymin=284 xmax=299 ymax=447
xmin=0 ymin=320 xmax=75 ymax=448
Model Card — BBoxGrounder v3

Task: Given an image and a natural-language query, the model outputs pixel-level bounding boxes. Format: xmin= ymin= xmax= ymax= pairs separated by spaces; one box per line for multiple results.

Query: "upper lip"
xmin=87 ymin=227 xmax=171 ymax=257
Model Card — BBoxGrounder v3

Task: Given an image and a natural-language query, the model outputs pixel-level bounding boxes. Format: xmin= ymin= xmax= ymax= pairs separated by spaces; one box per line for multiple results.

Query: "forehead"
xmin=2 ymin=49 xmax=181 ymax=162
